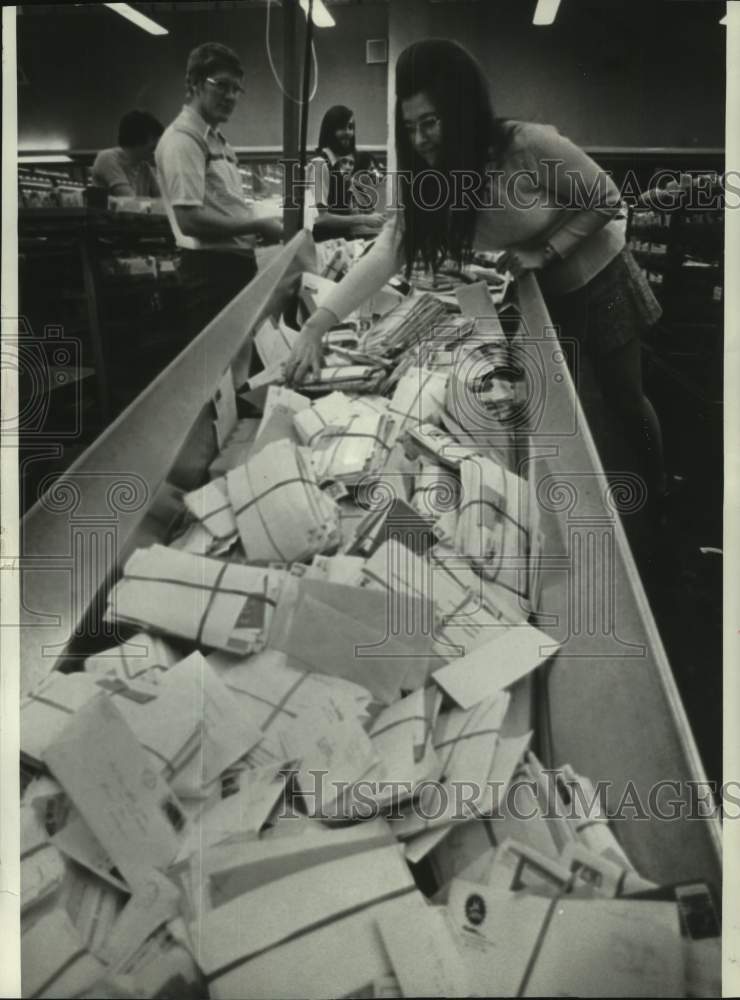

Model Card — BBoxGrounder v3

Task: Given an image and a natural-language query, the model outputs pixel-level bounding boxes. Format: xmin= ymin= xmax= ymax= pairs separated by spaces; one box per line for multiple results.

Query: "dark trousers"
xmin=177 ymin=249 xmax=258 ymax=343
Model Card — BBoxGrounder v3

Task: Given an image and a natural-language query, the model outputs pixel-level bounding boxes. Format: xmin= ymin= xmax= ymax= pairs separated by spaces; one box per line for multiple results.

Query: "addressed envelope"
xmin=432 ymin=623 xmax=557 ymax=709
xmin=447 ymin=880 xmax=549 ymax=998
xmin=51 ymin=807 xmax=130 ymax=893
xmin=156 ymin=652 xmax=262 ymax=795
xmin=290 ymin=703 xmax=382 ymax=817
xmin=377 ymin=903 xmax=470 ymax=998
xmin=21 ymin=671 xmax=100 ymax=766
xmin=192 ymin=845 xmax=414 ymax=998
xmin=174 ymin=765 xmax=287 ymax=862
xmin=43 ymin=694 xmax=187 ymax=892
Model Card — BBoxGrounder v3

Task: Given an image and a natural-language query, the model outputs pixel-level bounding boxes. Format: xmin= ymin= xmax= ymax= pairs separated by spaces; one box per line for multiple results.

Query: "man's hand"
xmin=359 ymin=212 xmax=385 ymax=230
xmin=254 ymin=216 xmax=284 ymax=244
xmin=495 ymin=246 xmax=549 ymax=278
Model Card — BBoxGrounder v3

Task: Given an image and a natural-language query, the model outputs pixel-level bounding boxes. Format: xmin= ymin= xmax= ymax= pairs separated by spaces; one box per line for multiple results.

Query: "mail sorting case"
xmin=20 ymin=230 xmax=722 ymax=893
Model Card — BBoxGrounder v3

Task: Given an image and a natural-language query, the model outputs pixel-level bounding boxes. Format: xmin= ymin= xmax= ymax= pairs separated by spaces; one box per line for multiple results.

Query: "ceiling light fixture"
xmin=533 ymin=0 xmax=561 ymax=26
xmin=299 ymin=0 xmax=335 ymax=29
xmin=103 ymin=3 xmax=168 ymax=36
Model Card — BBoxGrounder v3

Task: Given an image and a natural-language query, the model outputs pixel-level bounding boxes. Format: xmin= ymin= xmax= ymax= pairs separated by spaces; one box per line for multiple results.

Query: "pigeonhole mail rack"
xmin=19 ymin=230 xmax=721 ymax=903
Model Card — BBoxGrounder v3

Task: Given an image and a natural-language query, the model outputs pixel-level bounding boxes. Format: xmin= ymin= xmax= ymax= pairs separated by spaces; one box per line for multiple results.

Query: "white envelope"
xmin=157 ymin=652 xmax=262 ymax=795
xmin=377 ymin=903 xmax=470 ymax=998
xmin=432 ymin=623 xmax=556 ymax=709
xmin=192 ymin=845 xmax=414 ymax=998
xmin=43 ymin=693 xmax=187 ymax=892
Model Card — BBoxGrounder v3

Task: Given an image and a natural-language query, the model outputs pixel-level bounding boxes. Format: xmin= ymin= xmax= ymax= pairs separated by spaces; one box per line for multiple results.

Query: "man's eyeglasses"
xmin=403 ymin=114 xmax=442 ymax=139
xmin=205 ymin=77 xmax=245 ymax=97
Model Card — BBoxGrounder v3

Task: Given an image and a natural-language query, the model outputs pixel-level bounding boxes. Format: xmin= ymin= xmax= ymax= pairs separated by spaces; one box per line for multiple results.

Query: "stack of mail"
xmin=410 ymin=459 xmax=462 ymax=534
xmin=359 ymin=293 xmax=448 ymax=357
xmin=293 ymin=392 xmax=388 ymax=447
xmin=105 ymin=544 xmax=282 ymax=655
xmin=386 ymin=367 xmax=448 ymax=445
xmin=440 ymin=340 xmax=525 ymax=462
xmin=226 ymin=439 xmax=341 ymax=563
xmin=455 ymin=456 xmax=530 ymax=596
xmin=293 ymin=390 xmax=357 ymax=446
xmin=344 ymin=497 xmax=439 ymax=560
xmin=362 ymin=539 xmax=524 ymax=665
xmin=389 ymin=692 xmax=529 ymax=844
xmin=299 ymin=364 xmax=384 ymax=395
xmin=309 ymin=410 xmax=395 ymax=485
xmin=403 ymin=421 xmax=480 ymax=469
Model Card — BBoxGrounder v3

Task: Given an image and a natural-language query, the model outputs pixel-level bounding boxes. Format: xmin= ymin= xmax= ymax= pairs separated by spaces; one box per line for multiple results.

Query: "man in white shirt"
xmin=156 ymin=42 xmax=282 ymax=341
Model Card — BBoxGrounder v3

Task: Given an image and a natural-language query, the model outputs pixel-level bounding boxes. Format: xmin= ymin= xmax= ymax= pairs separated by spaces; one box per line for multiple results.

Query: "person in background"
xmin=307 ymin=105 xmax=384 ymax=240
xmin=155 ymin=42 xmax=283 ymax=341
xmin=91 ymin=110 xmax=163 ymax=198
xmin=286 ymin=39 xmax=665 ymax=507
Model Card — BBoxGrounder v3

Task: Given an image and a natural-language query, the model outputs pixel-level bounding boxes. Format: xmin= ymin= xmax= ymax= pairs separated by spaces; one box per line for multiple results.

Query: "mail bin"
xmin=20 ymin=230 xmax=721 ymax=893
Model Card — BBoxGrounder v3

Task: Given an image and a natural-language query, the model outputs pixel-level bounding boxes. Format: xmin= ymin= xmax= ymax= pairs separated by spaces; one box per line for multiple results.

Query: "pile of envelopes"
xmin=20 ymin=255 xmax=719 ymax=999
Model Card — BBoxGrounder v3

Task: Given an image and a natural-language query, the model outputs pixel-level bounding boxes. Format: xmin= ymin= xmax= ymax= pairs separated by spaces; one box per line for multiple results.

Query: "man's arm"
xmin=174 ymin=204 xmax=281 ymax=241
xmin=156 ymin=131 xmax=281 ymax=241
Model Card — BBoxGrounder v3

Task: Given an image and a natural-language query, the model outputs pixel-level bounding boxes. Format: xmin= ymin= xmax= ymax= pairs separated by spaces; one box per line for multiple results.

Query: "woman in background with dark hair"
xmin=91 ymin=110 xmax=163 ymax=198
xmin=287 ymin=38 xmax=665 ymax=503
xmin=307 ymin=104 xmax=384 ymax=240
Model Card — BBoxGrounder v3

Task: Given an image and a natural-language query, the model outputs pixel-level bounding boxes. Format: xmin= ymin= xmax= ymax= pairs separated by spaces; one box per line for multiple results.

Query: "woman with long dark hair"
xmin=307 ymin=104 xmax=384 ymax=240
xmin=287 ymin=39 xmax=665 ymax=501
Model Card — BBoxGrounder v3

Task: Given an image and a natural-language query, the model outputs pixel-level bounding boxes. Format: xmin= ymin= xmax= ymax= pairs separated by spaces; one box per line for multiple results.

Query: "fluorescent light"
xmin=299 ymin=0 xmax=335 ymax=28
xmin=103 ymin=3 xmax=168 ymax=35
xmin=533 ymin=0 xmax=561 ymax=25
xmin=18 ymin=154 xmax=73 ymax=163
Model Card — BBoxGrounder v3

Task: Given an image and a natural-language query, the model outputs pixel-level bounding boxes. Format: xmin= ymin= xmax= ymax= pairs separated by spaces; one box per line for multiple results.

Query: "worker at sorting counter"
xmin=156 ymin=42 xmax=283 ymax=341
xmin=91 ymin=110 xmax=163 ymax=198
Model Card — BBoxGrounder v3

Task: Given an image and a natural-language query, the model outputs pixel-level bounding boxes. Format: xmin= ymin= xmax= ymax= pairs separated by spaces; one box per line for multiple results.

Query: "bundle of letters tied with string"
xmin=19 ymin=237 xmax=720 ymax=1000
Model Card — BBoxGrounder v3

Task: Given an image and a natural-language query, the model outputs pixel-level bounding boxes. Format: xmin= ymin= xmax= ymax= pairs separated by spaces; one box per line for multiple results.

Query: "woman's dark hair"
xmin=185 ymin=42 xmax=243 ymax=95
xmin=394 ymin=39 xmax=511 ymax=275
xmin=118 ymin=110 xmax=164 ymax=148
xmin=317 ymin=105 xmax=356 ymax=156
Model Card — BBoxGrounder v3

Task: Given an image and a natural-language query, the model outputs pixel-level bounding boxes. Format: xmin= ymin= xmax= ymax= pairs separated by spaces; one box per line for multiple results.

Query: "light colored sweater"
xmin=321 ymin=121 xmax=625 ymax=321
